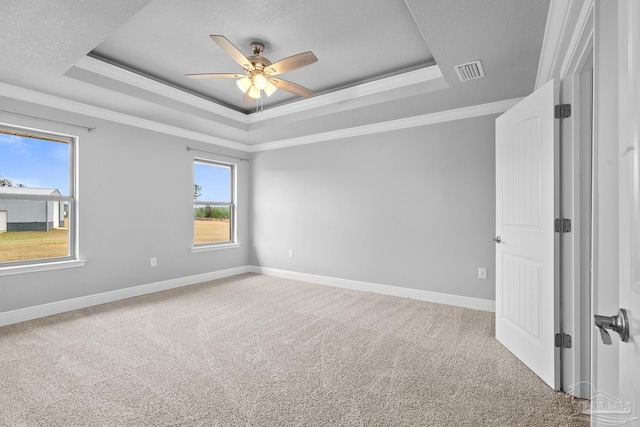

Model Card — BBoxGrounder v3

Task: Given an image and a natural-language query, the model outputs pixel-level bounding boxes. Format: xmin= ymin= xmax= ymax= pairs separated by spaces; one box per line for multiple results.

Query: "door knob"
xmin=493 ymin=236 xmax=504 ymax=244
xmin=594 ymin=308 xmax=629 ymax=345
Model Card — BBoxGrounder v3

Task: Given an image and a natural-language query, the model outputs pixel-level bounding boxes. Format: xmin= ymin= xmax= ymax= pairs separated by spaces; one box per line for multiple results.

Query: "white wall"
xmin=249 ymin=115 xmax=498 ymax=301
xmin=0 ymin=97 xmax=250 ymax=313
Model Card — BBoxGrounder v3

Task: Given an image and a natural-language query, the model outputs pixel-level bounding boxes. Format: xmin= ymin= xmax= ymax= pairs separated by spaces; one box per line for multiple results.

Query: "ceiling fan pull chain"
xmin=257 ymin=91 xmax=264 ymax=113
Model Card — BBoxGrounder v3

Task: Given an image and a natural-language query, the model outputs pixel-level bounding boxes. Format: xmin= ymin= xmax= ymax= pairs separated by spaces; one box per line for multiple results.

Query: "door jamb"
xmin=535 ymin=0 xmax=594 ymax=398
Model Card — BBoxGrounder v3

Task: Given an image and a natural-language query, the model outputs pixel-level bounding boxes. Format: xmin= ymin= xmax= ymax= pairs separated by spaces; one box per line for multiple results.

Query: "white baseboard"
xmin=0 ymin=266 xmax=251 ymax=327
xmin=0 ymin=265 xmax=495 ymax=327
xmin=249 ymin=266 xmax=495 ymax=312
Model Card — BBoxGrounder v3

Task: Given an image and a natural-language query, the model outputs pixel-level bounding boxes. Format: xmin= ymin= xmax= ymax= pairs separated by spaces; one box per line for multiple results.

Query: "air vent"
xmin=454 ymin=60 xmax=485 ymax=82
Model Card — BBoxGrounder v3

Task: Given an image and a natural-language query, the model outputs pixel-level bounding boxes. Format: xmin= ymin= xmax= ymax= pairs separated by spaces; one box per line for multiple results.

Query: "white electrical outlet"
xmin=150 ymin=257 xmax=157 ymax=267
xmin=288 ymin=249 xmax=294 ymax=258
xmin=478 ymin=267 xmax=487 ymax=279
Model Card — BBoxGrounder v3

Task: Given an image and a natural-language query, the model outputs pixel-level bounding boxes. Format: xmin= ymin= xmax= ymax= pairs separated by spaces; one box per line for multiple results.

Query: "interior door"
xmin=618 ymin=0 xmax=640 ymax=419
xmin=495 ymin=79 xmax=559 ymax=390
xmin=592 ymin=1 xmax=640 ymax=425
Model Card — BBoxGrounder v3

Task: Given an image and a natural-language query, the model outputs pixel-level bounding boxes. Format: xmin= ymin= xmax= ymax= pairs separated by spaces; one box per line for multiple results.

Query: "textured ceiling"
xmin=0 ymin=0 xmax=550 ymax=145
xmin=90 ymin=0 xmax=435 ymax=113
xmin=0 ymin=0 xmax=152 ymax=73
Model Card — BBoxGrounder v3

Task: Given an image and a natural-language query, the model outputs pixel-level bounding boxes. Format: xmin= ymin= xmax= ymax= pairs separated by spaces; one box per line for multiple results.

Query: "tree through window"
xmin=193 ymin=160 xmax=235 ymax=246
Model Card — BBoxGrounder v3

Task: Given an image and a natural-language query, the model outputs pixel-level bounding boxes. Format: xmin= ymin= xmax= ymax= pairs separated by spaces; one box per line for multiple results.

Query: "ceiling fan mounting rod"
xmin=250 ymin=42 xmax=264 ymax=56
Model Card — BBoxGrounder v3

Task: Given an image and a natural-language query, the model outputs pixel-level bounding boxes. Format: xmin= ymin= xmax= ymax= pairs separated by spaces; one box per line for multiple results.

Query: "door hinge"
xmin=554 ymin=218 xmax=572 ymax=233
xmin=555 ymin=103 xmax=572 ymax=119
xmin=555 ymin=333 xmax=572 ymax=348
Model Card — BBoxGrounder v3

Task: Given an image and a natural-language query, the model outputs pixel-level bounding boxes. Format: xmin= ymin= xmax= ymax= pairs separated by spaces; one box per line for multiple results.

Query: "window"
xmin=193 ymin=159 xmax=235 ymax=247
xmin=0 ymin=125 xmax=77 ymax=266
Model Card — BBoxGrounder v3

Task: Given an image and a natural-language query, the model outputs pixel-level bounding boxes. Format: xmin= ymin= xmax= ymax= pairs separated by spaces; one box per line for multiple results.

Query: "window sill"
xmin=0 ymin=259 xmax=87 ymax=277
xmin=191 ymin=243 xmax=241 ymax=253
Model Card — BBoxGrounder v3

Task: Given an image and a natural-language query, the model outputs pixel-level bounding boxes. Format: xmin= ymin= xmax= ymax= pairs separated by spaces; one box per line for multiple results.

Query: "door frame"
xmin=535 ymin=0 xmax=594 ymax=398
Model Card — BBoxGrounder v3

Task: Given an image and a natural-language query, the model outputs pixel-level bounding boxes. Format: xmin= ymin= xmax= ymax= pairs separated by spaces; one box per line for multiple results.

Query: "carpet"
xmin=0 ymin=273 xmax=585 ymax=426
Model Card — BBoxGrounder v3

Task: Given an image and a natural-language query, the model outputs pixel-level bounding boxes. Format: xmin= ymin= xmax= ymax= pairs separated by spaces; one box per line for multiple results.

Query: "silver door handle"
xmin=493 ymin=236 xmax=504 ymax=244
xmin=594 ymin=308 xmax=629 ymax=345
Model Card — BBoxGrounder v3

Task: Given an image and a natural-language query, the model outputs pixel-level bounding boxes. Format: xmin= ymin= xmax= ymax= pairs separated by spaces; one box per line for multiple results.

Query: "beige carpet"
xmin=0 ymin=273 xmax=584 ymax=426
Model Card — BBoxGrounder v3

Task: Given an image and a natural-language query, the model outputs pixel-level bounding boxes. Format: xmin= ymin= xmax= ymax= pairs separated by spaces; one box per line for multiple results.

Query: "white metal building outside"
xmin=0 ymin=187 xmax=65 ymax=232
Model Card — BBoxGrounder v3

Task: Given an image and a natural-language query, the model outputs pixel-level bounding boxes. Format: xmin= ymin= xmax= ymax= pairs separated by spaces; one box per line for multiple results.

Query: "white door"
xmin=0 ymin=210 xmax=6 ymax=232
xmin=592 ymin=0 xmax=640 ymax=425
xmin=618 ymin=0 xmax=640 ymax=420
xmin=495 ymin=79 xmax=559 ymax=390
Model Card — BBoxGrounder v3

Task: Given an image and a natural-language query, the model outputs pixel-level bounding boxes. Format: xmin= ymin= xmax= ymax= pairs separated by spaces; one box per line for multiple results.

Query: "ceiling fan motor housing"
xmin=247 ymin=56 xmax=271 ymax=72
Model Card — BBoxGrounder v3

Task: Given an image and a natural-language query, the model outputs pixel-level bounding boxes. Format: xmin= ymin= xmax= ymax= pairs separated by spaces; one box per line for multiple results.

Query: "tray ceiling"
xmin=90 ymin=0 xmax=435 ymax=113
xmin=0 ymin=0 xmax=551 ymax=145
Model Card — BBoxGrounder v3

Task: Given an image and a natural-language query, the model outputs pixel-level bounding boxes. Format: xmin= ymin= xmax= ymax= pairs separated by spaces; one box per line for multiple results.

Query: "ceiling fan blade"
xmin=210 ymin=35 xmax=254 ymax=71
xmin=264 ymin=51 xmax=318 ymax=75
xmin=269 ymin=78 xmax=315 ymax=98
xmin=185 ymin=73 xmax=245 ymax=79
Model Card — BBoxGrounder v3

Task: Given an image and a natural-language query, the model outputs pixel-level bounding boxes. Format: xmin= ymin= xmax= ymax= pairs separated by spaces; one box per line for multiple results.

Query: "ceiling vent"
xmin=454 ymin=60 xmax=485 ymax=82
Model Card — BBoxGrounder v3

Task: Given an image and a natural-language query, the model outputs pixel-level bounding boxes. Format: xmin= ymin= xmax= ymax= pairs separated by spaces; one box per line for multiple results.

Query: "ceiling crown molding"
xmin=72 ymin=56 xmax=445 ymax=127
xmin=248 ymin=66 xmax=444 ymax=123
xmin=249 ymin=97 xmax=522 ymax=152
xmin=75 ymin=56 xmax=247 ymax=123
xmin=0 ymin=81 xmax=250 ymax=152
xmin=1 ymin=80 xmax=518 ymax=155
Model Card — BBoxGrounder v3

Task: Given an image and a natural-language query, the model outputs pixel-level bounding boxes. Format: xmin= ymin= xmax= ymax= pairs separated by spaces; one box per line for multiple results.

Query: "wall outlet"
xmin=478 ymin=267 xmax=487 ymax=279
xmin=150 ymin=257 xmax=157 ymax=267
xmin=288 ymin=249 xmax=294 ymax=258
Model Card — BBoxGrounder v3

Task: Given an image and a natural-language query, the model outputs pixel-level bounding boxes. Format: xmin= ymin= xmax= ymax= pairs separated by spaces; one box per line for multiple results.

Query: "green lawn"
xmin=0 ymin=228 xmax=69 ymax=263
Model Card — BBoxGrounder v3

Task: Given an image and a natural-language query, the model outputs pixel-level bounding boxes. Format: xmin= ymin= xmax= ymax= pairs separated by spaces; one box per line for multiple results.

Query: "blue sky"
xmin=0 ymin=133 xmax=70 ymax=195
xmin=194 ymin=162 xmax=231 ymax=202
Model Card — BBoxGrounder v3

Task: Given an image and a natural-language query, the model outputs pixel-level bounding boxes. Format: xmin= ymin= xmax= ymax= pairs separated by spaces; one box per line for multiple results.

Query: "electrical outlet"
xmin=478 ymin=267 xmax=487 ymax=279
xmin=150 ymin=257 xmax=157 ymax=267
xmin=288 ymin=249 xmax=294 ymax=258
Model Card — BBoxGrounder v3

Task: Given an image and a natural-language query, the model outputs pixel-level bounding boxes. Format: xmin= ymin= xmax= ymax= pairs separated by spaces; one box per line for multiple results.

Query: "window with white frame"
xmin=0 ymin=125 xmax=77 ymax=266
xmin=193 ymin=159 xmax=235 ymax=246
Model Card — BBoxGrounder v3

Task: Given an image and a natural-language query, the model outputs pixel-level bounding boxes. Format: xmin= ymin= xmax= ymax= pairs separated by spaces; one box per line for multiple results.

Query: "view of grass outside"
xmin=0 ymin=131 xmax=233 ymax=263
xmin=193 ymin=161 xmax=234 ymax=245
xmin=194 ymin=218 xmax=231 ymax=244
xmin=0 ymin=227 xmax=69 ymax=263
xmin=1 ymin=129 xmax=73 ymax=264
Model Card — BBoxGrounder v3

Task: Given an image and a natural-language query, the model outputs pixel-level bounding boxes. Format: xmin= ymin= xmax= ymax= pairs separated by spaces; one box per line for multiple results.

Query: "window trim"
xmin=192 ymin=158 xmax=237 ymax=248
xmin=0 ymin=259 xmax=87 ymax=277
xmin=0 ymin=123 xmax=79 ymax=269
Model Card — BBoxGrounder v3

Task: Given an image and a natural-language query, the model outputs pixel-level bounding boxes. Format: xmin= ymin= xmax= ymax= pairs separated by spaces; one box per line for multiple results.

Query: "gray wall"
xmin=0 ymin=98 xmax=250 ymax=312
xmin=249 ymin=115 xmax=497 ymax=300
xmin=0 ymin=96 xmax=497 ymax=314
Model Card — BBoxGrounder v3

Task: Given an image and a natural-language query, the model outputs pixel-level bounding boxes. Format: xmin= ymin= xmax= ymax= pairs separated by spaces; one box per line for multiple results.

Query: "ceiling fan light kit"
xmin=186 ymin=35 xmax=318 ymax=111
xmin=253 ymin=73 xmax=268 ymax=90
xmin=236 ymin=76 xmax=252 ymax=93
xmin=263 ymin=81 xmax=277 ymax=96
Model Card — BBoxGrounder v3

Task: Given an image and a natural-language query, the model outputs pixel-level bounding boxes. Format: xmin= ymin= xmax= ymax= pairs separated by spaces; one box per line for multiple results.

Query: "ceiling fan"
xmin=186 ymin=35 xmax=318 ymax=104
